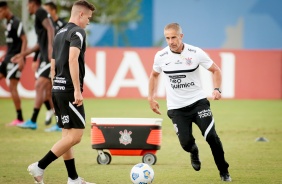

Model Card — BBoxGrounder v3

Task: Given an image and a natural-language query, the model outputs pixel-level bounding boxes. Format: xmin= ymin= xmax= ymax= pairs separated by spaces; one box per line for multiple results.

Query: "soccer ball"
xmin=130 ymin=163 xmax=154 ymax=184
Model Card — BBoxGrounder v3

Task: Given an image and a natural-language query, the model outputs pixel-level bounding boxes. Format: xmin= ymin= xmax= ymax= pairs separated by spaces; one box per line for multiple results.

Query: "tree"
xmin=53 ymin=0 xmax=142 ymax=46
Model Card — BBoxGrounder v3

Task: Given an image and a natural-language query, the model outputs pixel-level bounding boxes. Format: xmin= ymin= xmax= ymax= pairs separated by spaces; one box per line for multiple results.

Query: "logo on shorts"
xmin=173 ymin=124 xmax=179 ymax=135
xmin=61 ymin=115 xmax=69 ymax=124
xmin=198 ymin=109 xmax=212 ymax=118
xmin=119 ymin=129 xmax=132 ymax=145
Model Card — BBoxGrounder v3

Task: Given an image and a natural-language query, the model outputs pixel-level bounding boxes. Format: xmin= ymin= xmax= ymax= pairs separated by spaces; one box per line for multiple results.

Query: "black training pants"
xmin=167 ymin=98 xmax=229 ymax=173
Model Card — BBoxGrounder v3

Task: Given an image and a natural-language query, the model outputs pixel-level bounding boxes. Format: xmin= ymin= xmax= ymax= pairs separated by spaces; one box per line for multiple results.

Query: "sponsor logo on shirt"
xmin=6 ymin=38 xmax=13 ymax=43
xmin=175 ymin=60 xmax=182 ymax=64
xmin=188 ymin=48 xmax=196 ymax=53
xmin=169 ymin=75 xmax=195 ymax=89
xmin=57 ymin=27 xmax=67 ymax=35
xmin=160 ymin=51 xmax=168 ymax=57
xmin=54 ymin=77 xmax=67 ymax=84
xmin=52 ymin=86 xmax=65 ymax=90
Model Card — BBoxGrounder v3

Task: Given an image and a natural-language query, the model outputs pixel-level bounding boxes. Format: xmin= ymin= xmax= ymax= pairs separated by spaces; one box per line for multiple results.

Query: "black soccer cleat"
xmin=190 ymin=144 xmax=201 ymax=171
xmin=220 ymin=173 xmax=232 ymax=182
xmin=190 ymin=152 xmax=201 ymax=171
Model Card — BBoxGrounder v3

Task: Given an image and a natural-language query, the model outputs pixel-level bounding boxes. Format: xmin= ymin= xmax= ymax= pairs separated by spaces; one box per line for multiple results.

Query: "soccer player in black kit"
xmin=43 ymin=1 xmax=67 ymax=132
xmin=13 ymin=0 xmax=55 ymax=130
xmin=0 ymin=1 xmax=27 ymax=126
xmin=43 ymin=1 xmax=66 ymax=34
xmin=27 ymin=1 xmax=96 ymax=184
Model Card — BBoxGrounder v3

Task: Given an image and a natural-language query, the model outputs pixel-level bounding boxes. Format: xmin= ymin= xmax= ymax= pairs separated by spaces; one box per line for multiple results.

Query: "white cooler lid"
xmin=91 ymin=118 xmax=163 ymax=126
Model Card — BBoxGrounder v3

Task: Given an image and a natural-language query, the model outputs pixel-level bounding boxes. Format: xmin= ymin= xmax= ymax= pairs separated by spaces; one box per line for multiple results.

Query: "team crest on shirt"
xmin=185 ymin=57 xmax=193 ymax=65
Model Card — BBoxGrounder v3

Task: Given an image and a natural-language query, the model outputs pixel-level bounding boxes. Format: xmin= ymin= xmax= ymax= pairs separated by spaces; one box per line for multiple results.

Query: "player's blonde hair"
xmin=164 ymin=23 xmax=183 ymax=35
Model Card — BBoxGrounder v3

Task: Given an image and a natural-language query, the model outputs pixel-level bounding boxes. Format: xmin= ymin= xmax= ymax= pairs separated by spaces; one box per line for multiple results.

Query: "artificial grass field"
xmin=0 ymin=98 xmax=281 ymax=184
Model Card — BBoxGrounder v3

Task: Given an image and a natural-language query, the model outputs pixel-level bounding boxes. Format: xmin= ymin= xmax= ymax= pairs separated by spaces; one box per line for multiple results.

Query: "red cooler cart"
xmin=91 ymin=118 xmax=163 ymax=165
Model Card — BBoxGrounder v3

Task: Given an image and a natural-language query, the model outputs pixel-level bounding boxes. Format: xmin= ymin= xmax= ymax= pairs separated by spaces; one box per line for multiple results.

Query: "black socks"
xmin=38 ymin=150 xmax=58 ymax=170
xmin=44 ymin=100 xmax=51 ymax=110
xmin=16 ymin=109 xmax=23 ymax=121
xmin=64 ymin=159 xmax=78 ymax=180
xmin=37 ymin=151 xmax=78 ymax=180
xmin=31 ymin=108 xmax=40 ymax=123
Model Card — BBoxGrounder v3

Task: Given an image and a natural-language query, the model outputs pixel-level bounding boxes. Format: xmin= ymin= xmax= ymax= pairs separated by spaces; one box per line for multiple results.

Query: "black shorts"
xmin=0 ymin=58 xmax=21 ymax=80
xmin=52 ymin=92 xmax=86 ymax=129
xmin=35 ymin=60 xmax=51 ymax=79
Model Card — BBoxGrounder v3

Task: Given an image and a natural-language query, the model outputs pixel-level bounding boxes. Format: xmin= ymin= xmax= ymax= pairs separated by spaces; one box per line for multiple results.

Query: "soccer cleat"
xmin=190 ymin=145 xmax=201 ymax=171
xmin=7 ymin=119 xmax=24 ymax=126
xmin=45 ymin=109 xmax=54 ymax=125
xmin=220 ymin=173 xmax=232 ymax=182
xmin=27 ymin=162 xmax=44 ymax=184
xmin=17 ymin=120 xmax=37 ymax=130
xmin=44 ymin=124 xmax=62 ymax=132
xmin=67 ymin=177 xmax=96 ymax=184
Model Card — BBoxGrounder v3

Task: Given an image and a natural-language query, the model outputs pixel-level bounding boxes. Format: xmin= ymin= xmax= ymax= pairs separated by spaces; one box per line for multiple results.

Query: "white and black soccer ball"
xmin=130 ymin=163 xmax=154 ymax=184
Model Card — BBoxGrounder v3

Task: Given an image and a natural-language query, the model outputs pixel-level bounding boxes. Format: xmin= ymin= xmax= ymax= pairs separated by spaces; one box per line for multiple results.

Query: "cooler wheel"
xmin=142 ymin=153 xmax=157 ymax=165
xmin=97 ymin=152 xmax=112 ymax=165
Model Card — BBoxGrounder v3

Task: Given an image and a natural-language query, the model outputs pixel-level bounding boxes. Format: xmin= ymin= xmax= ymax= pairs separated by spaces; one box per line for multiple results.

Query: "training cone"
xmin=255 ymin=137 xmax=269 ymax=142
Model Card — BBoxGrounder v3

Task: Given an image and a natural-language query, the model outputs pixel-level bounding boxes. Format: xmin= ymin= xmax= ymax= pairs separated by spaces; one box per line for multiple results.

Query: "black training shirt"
xmin=52 ymin=23 xmax=86 ymax=93
xmin=5 ymin=16 xmax=25 ymax=59
xmin=35 ymin=7 xmax=49 ymax=61
xmin=53 ymin=17 xmax=67 ymax=34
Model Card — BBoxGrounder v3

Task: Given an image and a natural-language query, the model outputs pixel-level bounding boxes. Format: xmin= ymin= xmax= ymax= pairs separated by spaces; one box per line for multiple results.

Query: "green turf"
xmin=0 ymin=98 xmax=281 ymax=183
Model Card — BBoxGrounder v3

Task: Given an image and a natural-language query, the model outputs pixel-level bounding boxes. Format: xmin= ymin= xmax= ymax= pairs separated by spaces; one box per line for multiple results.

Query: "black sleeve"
xmin=12 ymin=18 xmax=25 ymax=37
xmin=68 ymin=28 xmax=85 ymax=50
xmin=36 ymin=8 xmax=49 ymax=23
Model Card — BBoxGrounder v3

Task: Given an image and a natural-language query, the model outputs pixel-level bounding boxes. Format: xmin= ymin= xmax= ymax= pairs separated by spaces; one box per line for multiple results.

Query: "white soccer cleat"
xmin=27 ymin=162 xmax=44 ymax=184
xmin=45 ymin=109 xmax=54 ymax=125
xmin=67 ymin=177 xmax=96 ymax=184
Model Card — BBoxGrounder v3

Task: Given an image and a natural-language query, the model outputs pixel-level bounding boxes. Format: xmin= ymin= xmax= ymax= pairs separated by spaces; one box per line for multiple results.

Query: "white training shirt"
xmin=153 ymin=43 xmax=213 ymax=110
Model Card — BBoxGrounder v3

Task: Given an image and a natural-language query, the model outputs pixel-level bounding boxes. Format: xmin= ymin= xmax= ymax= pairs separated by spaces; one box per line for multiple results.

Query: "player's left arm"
xmin=17 ymin=33 xmax=28 ymax=71
xmin=50 ymin=58 xmax=55 ymax=85
xmin=42 ymin=18 xmax=54 ymax=62
xmin=208 ymin=63 xmax=222 ymax=100
xmin=69 ymin=47 xmax=83 ymax=106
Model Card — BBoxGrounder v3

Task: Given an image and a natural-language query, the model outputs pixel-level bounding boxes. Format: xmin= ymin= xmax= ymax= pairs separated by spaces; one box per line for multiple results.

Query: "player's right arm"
xmin=148 ymin=70 xmax=161 ymax=115
xmin=42 ymin=18 xmax=54 ymax=62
